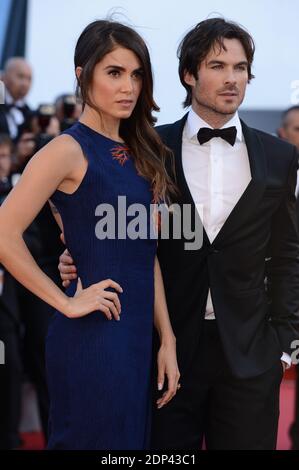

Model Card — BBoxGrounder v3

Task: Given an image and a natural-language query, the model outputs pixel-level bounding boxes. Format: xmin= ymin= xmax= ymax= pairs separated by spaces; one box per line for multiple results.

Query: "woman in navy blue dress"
xmin=0 ymin=20 xmax=180 ymax=449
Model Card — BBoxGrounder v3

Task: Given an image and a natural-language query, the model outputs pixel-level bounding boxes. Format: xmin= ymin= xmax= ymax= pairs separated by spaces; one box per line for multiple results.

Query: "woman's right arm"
xmin=0 ymin=135 xmax=122 ymax=320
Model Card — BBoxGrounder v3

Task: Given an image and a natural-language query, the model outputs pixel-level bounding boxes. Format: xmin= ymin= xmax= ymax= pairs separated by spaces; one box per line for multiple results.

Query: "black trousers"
xmin=0 ymin=263 xmax=59 ymax=448
xmin=18 ymin=286 xmax=51 ymax=439
xmin=151 ymin=321 xmax=283 ymax=450
xmin=0 ymin=322 xmax=22 ymax=449
xmin=17 ymin=262 xmax=59 ymax=441
xmin=0 ymin=272 xmax=22 ymax=449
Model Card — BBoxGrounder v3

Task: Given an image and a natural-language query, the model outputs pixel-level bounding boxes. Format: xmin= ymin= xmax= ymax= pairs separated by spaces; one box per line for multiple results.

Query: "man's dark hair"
xmin=281 ymin=105 xmax=299 ymax=127
xmin=178 ymin=17 xmax=255 ymax=107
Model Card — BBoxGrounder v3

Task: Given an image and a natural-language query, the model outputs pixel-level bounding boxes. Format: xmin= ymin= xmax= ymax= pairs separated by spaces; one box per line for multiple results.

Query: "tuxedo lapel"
xmin=166 ymin=114 xmax=189 ymax=203
xmin=213 ymin=120 xmax=267 ymax=245
xmin=0 ymin=110 xmax=9 ymax=135
xmin=164 ymin=114 xmax=211 ymax=245
xmin=163 ymin=115 xmax=267 ymax=247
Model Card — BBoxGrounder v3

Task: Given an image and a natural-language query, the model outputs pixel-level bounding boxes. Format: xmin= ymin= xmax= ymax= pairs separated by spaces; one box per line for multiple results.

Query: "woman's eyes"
xmin=108 ymin=70 xmax=143 ymax=79
xmin=132 ymin=71 xmax=143 ymax=79
xmin=108 ymin=70 xmax=120 ymax=77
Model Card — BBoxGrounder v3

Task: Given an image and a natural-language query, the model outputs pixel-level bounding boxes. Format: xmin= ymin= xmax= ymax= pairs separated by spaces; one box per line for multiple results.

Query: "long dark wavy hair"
xmin=74 ymin=20 xmax=176 ymax=203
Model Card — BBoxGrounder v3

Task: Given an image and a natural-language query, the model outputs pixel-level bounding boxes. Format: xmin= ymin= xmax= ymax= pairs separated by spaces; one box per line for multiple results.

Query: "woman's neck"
xmin=79 ymin=106 xmax=123 ymax=142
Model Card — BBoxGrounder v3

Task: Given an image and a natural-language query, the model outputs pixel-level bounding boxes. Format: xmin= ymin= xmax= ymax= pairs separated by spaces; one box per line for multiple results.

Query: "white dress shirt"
xmin=182 ymin=108 xmax=290 ymax=366
xmin=5 ymin=90 xmax=26 ymax=139
xmin=182 ymin=109 xmax=251 ymax=319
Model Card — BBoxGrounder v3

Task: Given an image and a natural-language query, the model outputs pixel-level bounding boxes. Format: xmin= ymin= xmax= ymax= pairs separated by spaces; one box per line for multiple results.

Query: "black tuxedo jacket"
xmin=0 ymin=103 xmax=32 ymax=139
xmin=0 ymin=271 xmax=20 ymax=328
xmin=156 ymin=114 xmax=299 ymax=379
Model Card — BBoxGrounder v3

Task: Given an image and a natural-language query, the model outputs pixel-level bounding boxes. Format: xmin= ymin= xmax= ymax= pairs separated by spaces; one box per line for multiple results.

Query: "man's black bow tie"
xmin=3 ymin=103 xmax=26 ymax=112
xmin=197 ymin=126 xmax=237 ymax=146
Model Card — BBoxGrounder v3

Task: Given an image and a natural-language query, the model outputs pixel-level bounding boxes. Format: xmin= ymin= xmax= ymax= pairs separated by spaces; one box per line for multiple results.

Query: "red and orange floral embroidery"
xmin=110 ymin=145 xmax=130 ymax=166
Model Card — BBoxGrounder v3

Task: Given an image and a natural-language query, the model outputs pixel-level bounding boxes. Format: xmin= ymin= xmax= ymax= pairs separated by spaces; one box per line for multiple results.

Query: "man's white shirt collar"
xmin=5 ymin=89 xmax=26 ymax=108
xmin=185 ymin=107 xmax=243 ymax=143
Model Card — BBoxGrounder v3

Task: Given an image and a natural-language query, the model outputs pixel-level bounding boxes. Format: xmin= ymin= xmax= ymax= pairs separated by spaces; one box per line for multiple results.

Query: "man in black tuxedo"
xmin=278 ymin=106 xmax=299 ymax=450
xmin=57 ymin=18 xmax=299 ymax=449
xmin=0 ymin=58 xmax=32 ymax=140
xmin=150 ymin=18 xmax=299 ymax=450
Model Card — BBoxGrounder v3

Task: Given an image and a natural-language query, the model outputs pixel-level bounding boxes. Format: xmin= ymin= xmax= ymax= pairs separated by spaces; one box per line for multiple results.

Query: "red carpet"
xmin=19 ymin=431 xmax=45 ymax=450
xmin=19 ymin=376 xmax=297 ymax=451
xmin=277 ymin=379 xmax=296 ymax=450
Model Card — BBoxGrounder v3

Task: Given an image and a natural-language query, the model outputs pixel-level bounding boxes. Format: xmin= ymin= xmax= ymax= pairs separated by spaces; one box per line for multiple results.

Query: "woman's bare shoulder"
xmin=41 ymin=133 xmax=83 ymax=158
xmin=29 ymin=133 xmax=85 ymax=172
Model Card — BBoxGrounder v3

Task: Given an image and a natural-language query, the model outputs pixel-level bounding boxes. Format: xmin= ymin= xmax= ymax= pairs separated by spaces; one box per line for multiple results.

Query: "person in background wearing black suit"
xmin=0 ymin=134 xmax=21 ymax=449
xmin=0 ymin=133 xmax=43 ymax=449
xmin=58 ymin=18 xmax=299 ymax=449
xmin=0 ymin=58 xmax=32 ymax=141
xmin=279 ymin=107 xmax=299 ymax=155
xmin=278 ymin=105 xmax=299 ymax=450
xmin=278 ymin=106 xmax=299 ymax=201
xmin=10 ymin=125 xmax=64 ymax=445
xmin=0 ymin=128 xmax=62 ymax=448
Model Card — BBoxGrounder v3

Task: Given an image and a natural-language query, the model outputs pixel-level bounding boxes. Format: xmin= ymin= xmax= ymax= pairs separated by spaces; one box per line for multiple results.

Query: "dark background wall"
xmin=239 ymin=109 xmax=283 ymax=136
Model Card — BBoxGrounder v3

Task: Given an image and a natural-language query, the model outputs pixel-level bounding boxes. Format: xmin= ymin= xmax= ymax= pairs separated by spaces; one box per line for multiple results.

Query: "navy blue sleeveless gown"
xmin=47 ymin=122 xmax=157 ymax=449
